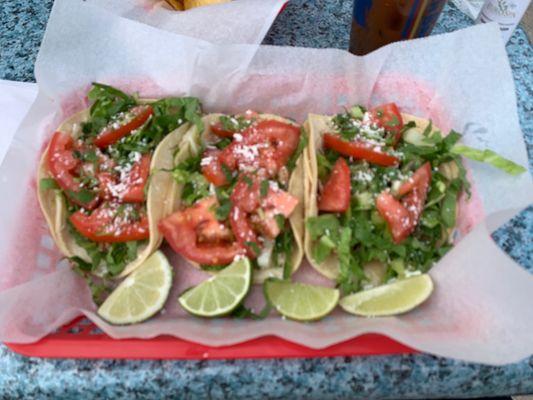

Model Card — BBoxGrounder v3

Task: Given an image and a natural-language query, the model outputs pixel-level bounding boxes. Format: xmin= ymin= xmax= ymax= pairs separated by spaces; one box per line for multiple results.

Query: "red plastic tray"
xmin=6 ymin=317 xmax=415 ymax=359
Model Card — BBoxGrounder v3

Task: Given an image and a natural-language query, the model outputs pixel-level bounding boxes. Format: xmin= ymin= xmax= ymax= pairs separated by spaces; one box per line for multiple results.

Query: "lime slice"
xmin=339 ymin=274 xmax=434 ymax=317
xmin=264 ymin=280 xmax=339 ymax=321
xmin=98 ymin=251 xmax=173 ymax=325
xmin=179 ymin=257 xmax=251 ymax=317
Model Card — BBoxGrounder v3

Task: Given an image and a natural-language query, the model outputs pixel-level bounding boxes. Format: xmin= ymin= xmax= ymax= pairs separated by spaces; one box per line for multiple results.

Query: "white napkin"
xmin=0 ymin=80 xmax=37 ymax=165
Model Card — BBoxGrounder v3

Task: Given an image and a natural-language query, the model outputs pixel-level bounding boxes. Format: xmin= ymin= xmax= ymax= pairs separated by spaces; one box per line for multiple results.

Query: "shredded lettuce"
xmin=287 ymin=130 xmax=308 ymax=173
xmin=172 ymin=153 xmax=211 ymax=206
xmin=451 ymin=144 xmax=526 ymax=176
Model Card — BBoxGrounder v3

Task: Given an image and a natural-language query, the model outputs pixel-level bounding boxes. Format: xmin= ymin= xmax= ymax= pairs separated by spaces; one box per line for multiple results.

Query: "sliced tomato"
xmin=69 ymin=203 xmax=149 ymax=243
xmin=219 ymin=120 xmax=300 ymax=177
xmin=196 ymin=218 xmax=234 ymax=244
xmin=47 ymin=131 xmax=99 ymax=209
xmin=369 ymin=103 xmax=404 ymax=145
xmin=121 ymin=154 xmax=151 ymax=202
xmin=255 ymin=120 xmax=300 ymax=169
xmin=376 ymin=162 xmax=432 ymax=243
xmin=98 ymin=172 xmax=116 ymax=201
xmin=201 ymin=149 xmax=229 ymax=186
xmin=47 ymin=131 xmax=80 ymax=192
xmin=376 ymin=192 xmax=413 ymax=243
xmin=230 ymin=177 xmax=261 ymax=213
xmin=259 ymin=189 xmax=299 ymax=238
xmin=396 ymin=162 xmax=431 ymax=196
xmin=98 ymin=154 xmax=151 ymax=203
xmin=318 ymin=157 xmax=351 ymax=213
xmin=229 ymin=206 xmax=259 ymax=258
xmin=262 ymin=189 xmax=299 ymax=218
xmin=159 ymin=197 xmax=243 ymax=265
xmin=210 ymin=121 xmax=234 ymax=138
xmin=94 ymin=105 xmax=153 ymax=148
xmin=323 ymin=133 xmax=399 ymax=167
xmin=400 ymin=163 xmax=432 ymax=223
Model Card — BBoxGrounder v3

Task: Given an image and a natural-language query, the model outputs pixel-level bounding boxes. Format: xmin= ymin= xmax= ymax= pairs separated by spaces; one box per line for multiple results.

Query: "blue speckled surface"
xmin=0 ymin=1 xmax=532 ymax=398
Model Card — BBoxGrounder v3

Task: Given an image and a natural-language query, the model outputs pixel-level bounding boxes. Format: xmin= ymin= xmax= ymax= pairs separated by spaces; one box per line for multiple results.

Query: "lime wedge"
xmin=339 ymin=274 xmax=434 ymax=317
xmin=98 ymin=251 xmax=173 ymax=325
xmin=264 ymin=280 xmax=339 ymax=321
xmin=179 ymin=257 xmax=252 ymax=317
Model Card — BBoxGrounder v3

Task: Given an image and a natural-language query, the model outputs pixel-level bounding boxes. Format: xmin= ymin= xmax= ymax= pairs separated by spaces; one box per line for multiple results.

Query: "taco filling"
xmin=159 ymin=112 xmax=307 ymax=282
xmin=305 ymin=103 xmax=476 ymax=294
xmin=38 ymin=83 xmax=202 ymax=279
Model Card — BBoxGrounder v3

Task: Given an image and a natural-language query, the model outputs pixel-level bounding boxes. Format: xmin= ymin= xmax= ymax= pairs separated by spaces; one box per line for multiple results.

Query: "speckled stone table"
xmin=0 ymin=1 xmax=532 ymax=399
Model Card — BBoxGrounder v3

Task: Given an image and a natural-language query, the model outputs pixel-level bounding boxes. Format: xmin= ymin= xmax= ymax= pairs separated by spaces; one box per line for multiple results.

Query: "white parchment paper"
xmin=0 ymin=0 xmax=532 ymax=364
xmin=83 ymin=0 xmax=287 ymax=45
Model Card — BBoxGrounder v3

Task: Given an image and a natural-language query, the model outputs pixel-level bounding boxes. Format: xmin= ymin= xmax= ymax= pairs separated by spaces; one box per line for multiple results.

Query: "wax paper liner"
xmin=0 ymin=0 xmax=532 ymax=365
xmin=81 ymin=0 xmax=287 ymax=45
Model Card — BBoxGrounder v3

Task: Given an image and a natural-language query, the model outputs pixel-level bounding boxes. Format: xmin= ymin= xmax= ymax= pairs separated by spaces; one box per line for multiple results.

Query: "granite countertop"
xmin=0 ymin=1 xmax=532 ymax=399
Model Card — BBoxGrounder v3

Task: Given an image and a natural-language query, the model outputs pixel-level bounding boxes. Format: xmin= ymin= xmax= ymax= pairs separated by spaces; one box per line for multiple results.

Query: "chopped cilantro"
xmin=66 ymin=189 xmax=97 ymax=206
xmin=260 ymin=180 xmax=269 ymax=197
xmin=287 ymin=130 xmax=308 ymax=172
xmin=215 ymin=137 xmax=232 ymax=150
xmin=271 ymin=228 xmax=294 ymax=279
xmin=243 ymin=175 xmax=254 ymax=187
xmin=219 ymin=115 xmax=252 ymax=133
xmin=245 ymin=241 xmax=261 ymax=256
xmin=40 ymin=178 xmax=59 ymax=190
xmin=231 ymin=303 xmax=271 ymax=320
xmin=221 ymin=163 xmax=234 ymax=184
xmin=215 ymin=199 xmax=232 ymax=221
xmin=274 ymin=214 xmax=285 ymax=230
xmin=200 ymin=264 xmax=227 ymax=272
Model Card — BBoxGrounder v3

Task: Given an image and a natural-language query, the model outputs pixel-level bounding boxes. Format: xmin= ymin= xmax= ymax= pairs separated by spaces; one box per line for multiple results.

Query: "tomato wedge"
xmin=247 ymin=120 xmax=301 ymax=172
xmin=368 ymin=103 xmax=404 ymax=146
xmin=259 ymin=190 xmax=299 ymax=238
xmin=323 ymin=133 xmax=399 ymax=167
xmin=98 ymin=154 xmax=151 ymax=203
xmin=319 ymin=157 xmax=351 ymax=213
xmin=159 ymin=197 xmax=243 ymax=265
xmin=396 ymin=162 xmax=432 ymax=197
xmin=203 ymin=120 xmax=301 ymax=184
xmin=69 ymin=203 xmax=149 ymax=243
xmin=47 ymin=131 xmax=80 ymax=192
xmin=376 ymin=192 xmax=413 ymax=243
xmin=201 ymin=149 xmax=228 ymax=186
xmin=229 ymin=206 xmax=260 ymax=258
xmin=121 ymin=154 xmax=151 ymax=202
xmin=47 ymin=131 xmax=99 ymax=209
xmin=376 ymin=162 xmax=432 ymax=243
xmin=230 ymin=178 xmax=261 ymax=213
xmin=210 ymin=122 xmax=235 ymax=138
xmin=94 ymin=105 xmax=153 ymax=148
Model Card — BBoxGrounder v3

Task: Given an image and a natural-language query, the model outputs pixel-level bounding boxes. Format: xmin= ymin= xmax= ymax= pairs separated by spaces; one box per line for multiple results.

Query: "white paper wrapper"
xmin=1 ymin=0 xmax=532 ymax=365
xmin=84 ymin=0 xmax=287 ymax=44
xmin=0 ymin=80 xmax=37 ymax=165
xmin=451 ymin=0 xmax=485 ymax=19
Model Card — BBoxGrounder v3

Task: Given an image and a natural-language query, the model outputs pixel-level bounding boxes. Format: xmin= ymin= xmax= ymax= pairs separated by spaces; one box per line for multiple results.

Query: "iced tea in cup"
xmin=349 ymin=0 xmax=447 ymax=55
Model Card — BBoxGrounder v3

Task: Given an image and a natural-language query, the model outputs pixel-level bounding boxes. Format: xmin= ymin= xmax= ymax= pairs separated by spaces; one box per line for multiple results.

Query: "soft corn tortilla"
xmin=170 ymin=113 xmax=305 ymax=284
xmin=37 ymin=100 xmax=191 ymax=278
xmin=303 ymin=113 xmax=455 ymax=280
